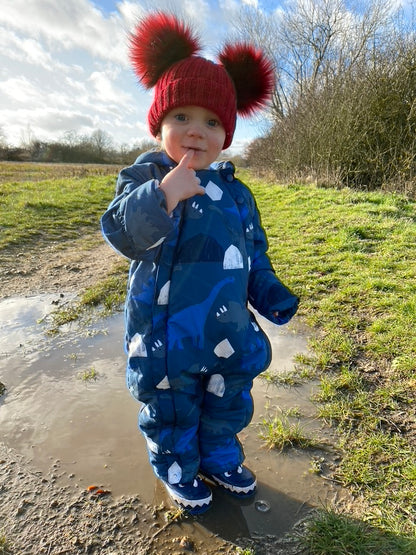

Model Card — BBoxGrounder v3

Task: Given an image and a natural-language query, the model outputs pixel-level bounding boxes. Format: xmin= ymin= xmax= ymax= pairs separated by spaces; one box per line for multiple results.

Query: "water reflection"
xmin=0 ymin=294 xmax=344 ymax=542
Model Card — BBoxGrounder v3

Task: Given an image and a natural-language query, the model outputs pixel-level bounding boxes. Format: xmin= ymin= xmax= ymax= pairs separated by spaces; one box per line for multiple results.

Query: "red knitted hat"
xmin=129 ymin=12 xmax=275 ymax=149
xmin=149 ymin=56 xmax=237 ymax=148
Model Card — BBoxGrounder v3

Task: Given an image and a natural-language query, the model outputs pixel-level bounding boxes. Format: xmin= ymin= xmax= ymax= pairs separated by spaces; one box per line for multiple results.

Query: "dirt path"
xmin=0 ymin=443 xmax=240 ymax=555
xmin=0 ymin=238 xmax=308 ymax=554
xmin=0 ymin=238 xmax=232 ymax=554
xmin=1 ymin=236 xmax=120 ymax=299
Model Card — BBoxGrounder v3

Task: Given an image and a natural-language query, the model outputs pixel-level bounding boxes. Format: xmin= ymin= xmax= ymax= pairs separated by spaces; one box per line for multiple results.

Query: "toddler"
xmin=101 ymin=12 xmax=299 ymax=514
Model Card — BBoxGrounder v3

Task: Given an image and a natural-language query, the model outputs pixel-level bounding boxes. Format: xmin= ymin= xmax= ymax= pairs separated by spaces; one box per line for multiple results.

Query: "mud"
xmin=0 ymin=294 xmax=348 ymax=554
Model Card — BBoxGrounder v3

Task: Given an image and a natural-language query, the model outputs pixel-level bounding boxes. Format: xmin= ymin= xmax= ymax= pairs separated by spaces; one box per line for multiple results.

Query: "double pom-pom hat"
xmin=129 ymin=12 xmax=275 ymax=149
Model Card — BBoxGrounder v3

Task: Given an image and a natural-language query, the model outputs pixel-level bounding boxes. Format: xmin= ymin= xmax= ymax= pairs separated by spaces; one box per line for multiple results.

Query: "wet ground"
xmin=0 ymin=293 xmax=346 ymax=550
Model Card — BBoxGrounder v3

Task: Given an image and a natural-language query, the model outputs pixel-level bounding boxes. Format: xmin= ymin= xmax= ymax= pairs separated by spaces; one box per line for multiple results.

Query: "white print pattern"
xmin=223 ymin=245 xmax=244 ymax=269
xmin=251 ymin=320 xmax=260 ymax=332
xmin=205 ymin=181 xmax=223 ymax=201
xmin=168 ymin=461 xmax=182 ymax=484
xmin=156 ymin=376 xmax=170 ymax=389
xmin=214 ymin=338 xmax=235 ymax=358
xmin=157 ymin=281 xmax=170 ymax=304
xmin=191 ymin=201 xmax=203 ymax=214
xmin=216 ymin=305 xmax=227 ymax=318
xmin=129 ymin=333 xmax=148 ymax=357
xmin=145 ymin=435 xmax=159 ymax=454
xmin=146 ymin=236 xmax=165 ymax=250
xmin=206 ymin=374 xmax=226 ymax=397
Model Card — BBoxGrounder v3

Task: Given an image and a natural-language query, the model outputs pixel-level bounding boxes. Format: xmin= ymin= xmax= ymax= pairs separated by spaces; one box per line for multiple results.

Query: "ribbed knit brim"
xmin=148 ymin=56 xmax=237 ymax=149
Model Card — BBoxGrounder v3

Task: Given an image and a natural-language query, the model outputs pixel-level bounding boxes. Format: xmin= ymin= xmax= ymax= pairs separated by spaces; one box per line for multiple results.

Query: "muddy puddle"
xmin=0 ymin=294 xmax=345 ymax=545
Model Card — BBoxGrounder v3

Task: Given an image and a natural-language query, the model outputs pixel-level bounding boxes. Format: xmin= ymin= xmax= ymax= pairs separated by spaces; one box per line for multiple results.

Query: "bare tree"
xmin=233 ymin=0 xmax=395 ymax=118
xmin=62 ymin=130 xmax=83 ymax=147
xmin=90 ymin=129 xmax=114 ymax=161
xmin=234 ymin=0 xmax=416 ymax=191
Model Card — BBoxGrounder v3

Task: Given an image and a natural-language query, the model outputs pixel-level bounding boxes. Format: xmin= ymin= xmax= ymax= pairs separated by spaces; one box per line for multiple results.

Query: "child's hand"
xmin=160 ymin=150 xmax=205 ymax=213
xmin=271 ymin=299 xmax=299 ymax=325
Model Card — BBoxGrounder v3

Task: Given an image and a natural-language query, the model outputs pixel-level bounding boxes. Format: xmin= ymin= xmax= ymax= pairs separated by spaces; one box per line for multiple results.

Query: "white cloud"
xmin=0 ymin=0 xmax=268 ymax=152
xmin=35 ymin=109 xmax=95 ymax=134
xmin=0 ymin=0 xmax=128 ymax=64
xmin=0 ymin=30 xmax=57 ymax=71
xmin=88 ymin=71 xmax=130 ymax=104
xmin=0 ymin=0 xmax=142 ymax=146
xmin=218 ymin=0 xmax=240 ymax=16
xmin=181 ymin=0 xmax=210 ymax=22
xmin=117 ymin=0 xmax=144 ymax=24
xmin=0 ymin=77 xmax=43 ymax=105
xmin=0 ymin=106 xmax=94 ymax=144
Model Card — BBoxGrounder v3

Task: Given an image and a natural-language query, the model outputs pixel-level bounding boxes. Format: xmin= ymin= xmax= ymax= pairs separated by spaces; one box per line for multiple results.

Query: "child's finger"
xmin=178 ymin=149 xmax=195 ymax=168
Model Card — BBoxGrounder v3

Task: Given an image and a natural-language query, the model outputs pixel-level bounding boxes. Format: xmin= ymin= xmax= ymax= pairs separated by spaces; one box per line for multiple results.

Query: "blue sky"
xmin=0 ymin=0 xmax=281 ymax=156
xmin=0 ymin=0 xmax=412 ymax=156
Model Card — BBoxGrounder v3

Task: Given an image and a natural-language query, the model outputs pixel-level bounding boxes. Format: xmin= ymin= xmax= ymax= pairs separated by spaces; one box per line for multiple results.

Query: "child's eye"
xmin=174 ymin=113 xmax=187 ymax=122
xmin=207 ymin=119 xmax=220 ymax=127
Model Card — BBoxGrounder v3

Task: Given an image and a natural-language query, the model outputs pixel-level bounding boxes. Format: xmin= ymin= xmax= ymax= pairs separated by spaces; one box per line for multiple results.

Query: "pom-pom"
xmin=219 ymin=43 xmax=275 ymax=116
xmin=129 ymin=12 xmax=200 ymax=88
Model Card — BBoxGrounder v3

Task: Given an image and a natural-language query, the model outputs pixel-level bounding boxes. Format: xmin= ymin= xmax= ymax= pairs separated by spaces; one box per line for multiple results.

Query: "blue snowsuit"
xmin=101 ymin=151 xmax=298 ymax=486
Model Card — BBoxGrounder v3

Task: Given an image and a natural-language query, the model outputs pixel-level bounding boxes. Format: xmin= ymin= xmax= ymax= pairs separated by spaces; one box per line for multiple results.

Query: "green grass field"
xmin=1 ymin=161 xmax=415 ymax=553
xmin=0 ymin=162 xmax=119 ymax=251
xmin=246 ymin=172 xmax=416 ymax=553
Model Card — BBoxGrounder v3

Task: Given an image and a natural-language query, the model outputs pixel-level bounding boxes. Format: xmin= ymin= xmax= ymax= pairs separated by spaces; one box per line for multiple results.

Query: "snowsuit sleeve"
xmin=245 ymin=185 xmax=299 ymax=326
xmin=101 ymin=163 xmax=176 ymax=261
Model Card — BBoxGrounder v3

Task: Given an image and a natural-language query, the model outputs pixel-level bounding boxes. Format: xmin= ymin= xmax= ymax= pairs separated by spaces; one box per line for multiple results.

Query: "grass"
xmin=242 ymin=173 xmax=416 ymax=546
xmin=259 ymin=411 xmax=315 ymax=450
xmin=1 ymin=162 xmax=415 ymax=551
xmin=260 ymin=367 xmax=304 ymax=386
xmin=300 ymin=509 xmax=416 ymax=555
xmin=77 ymin=367 xmax=99 ymax=382
xmin=0 ymin=161 xmax=120 ymax=184
xmin=0 ymin=162 xmax=128 ymax=332
xmin=0 ymin=171 xmax=116 ymax=253
xmin=45 ymin=261 xmax=127 ymax=334
xmin=0 ymin=532 xmax=11 ymax=555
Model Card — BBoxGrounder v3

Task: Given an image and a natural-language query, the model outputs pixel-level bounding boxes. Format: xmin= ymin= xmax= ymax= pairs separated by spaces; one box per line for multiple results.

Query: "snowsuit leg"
xmin=199 ymin=337 xmax=271 ymax=474
xmin=134 ymin=361 xmax=206 ymax=485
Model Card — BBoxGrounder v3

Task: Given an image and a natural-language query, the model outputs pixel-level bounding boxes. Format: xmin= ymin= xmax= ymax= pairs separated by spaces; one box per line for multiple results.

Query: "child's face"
xmin=159 ymin=105 xmax=226 ymax=170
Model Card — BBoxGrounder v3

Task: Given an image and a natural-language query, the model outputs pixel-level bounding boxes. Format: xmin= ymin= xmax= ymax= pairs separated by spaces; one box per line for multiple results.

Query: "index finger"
xmin=178 ymin=149 xmax=195 ymax=168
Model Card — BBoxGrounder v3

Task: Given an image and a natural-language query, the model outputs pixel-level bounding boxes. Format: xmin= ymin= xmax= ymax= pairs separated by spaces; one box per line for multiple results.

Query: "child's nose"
xmin=187 ymin=121 xmax=205 ymax=137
